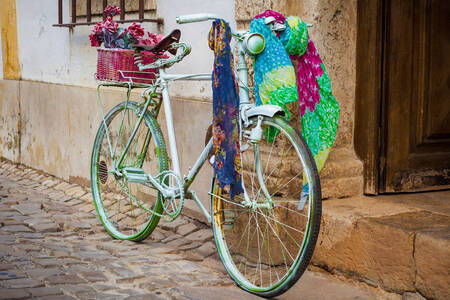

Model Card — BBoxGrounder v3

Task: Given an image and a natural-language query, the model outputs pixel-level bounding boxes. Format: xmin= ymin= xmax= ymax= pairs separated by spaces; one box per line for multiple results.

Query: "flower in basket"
xmin=128 ymin=23 xmax=145 ymax=40
xmin=104 ymin=5 xmax=121 ymax=18
xmin=139 ymin=32 xmax=164 ymax=46
xmin=89 ymin=6 xmax=163 ymax=50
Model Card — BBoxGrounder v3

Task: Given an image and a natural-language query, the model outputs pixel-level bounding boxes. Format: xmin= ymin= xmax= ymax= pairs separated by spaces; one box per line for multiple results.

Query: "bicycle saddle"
xmin=131 ymin=29 xmax=181 ymax=55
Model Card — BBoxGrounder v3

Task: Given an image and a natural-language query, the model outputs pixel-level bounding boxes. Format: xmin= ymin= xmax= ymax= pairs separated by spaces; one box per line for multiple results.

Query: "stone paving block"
xmin=96 ymin=243 xmax=134 ymax=255
xmin=63 ymin=221 xmax=92 ymax=232
xmin=26 ymin=268 xmax=67 ymax=279
xmin=195 ymin=241 xmax=216 ymax=258
xmin=79 ymin=203 xmax=95 ymax=213
xmin=42 ymin=179 xmax=58 ymax=187
xmin=14 ymin=244 xmax=41 ymax=252
xmin=0 ymin=278 xmax=44 ymax=288
xmin=139 ymin=277 xmax=175 ymax=291
xmin=147 ymin=230 xmax=167 ymax=242
xmin=165 ymin=238 xmax=191 ymax=249
xmin=0 ymin=211 xmax=21 ymax=219
xmin=96 ymin=292 xmax=127 ymax=300
xmin=34 ymin=258 xmax=62 ymax=268
xmin=0 ymin=204 xmax=14 ymax=211
xmin=78 ymin=270 xmax=108 ymax=283
xmin=101 ymin=263 xmax=139 ymax=280
xmin=160 ymin=218 xmax=189 ymax=232
xmin=34 ymin=294 xmax=77 ymax=300
xmin=65 ymin=187 xmax=87 ymax=198
xmin=71 ymin=250 xmax=111 ymax=261
xmin=0 ymin=264 xmax=15 ymax=271
xmin=12 ymin=203 xmax=42 ymax=215
xmin=123 ymin=294 xmax=166 ymax=300
xmin=47 ymin=191 xmax=66 ymax=200
xmin=48 ymin=250 xmax=71 ymax=258
xmin=167 ymin=260 xmax=201 ymax=273
xmin=0 ymin=225 xmax=32 ymax=233
xmin=1 ymin=216 xmax=27 ymax=226
xmin=65 ymin=199 xmax=84 ymax=208
xmin=176 ymin=223 xmax=198 ymax=236
xmin=54 ymin=182 xmax=72 ymax=191
xmin=177 ymin=241 xmax=202 ymax=251
xmin=161 ymin=234 xmax=182 ymax=243
xmin=0 ymin=288 xmax=30 ymax=299
xmin=15 ymin=232 xmax=44 ymax=239
xmin=115 ymin=275 xmax=145 ymax=284
xmin=184 ymin=229 xmax=214 ymax=243
xmin=26 ymin=286 xmax=63 ymax=297
xmin=0 ymin=270 xmax=27 ymax=280
xmin=29 ymin=222 xmax=61 ymax=233
xmin=44 ymin=274 xmax=87 ymax=285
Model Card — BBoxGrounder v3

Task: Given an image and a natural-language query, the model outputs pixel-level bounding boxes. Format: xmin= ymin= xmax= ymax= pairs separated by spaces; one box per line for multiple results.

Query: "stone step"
xmin=321 ymin=175 xmax=363 ymax=199
xmin=320 ymin=147 xmax=364 ymax=180
xmin=313 ymin=191 xmax=450 ymax=300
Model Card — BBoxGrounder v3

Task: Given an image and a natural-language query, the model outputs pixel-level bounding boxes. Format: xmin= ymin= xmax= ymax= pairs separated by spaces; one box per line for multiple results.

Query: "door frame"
xmin=354 ymin=0 xmax=385 ymax=194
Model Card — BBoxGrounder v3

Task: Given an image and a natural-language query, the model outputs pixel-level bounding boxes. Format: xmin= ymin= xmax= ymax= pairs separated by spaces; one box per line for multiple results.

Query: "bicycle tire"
xmin=91 ymin=101 xmax=168 ymax=241
xmin=210 ymin=115 xmax=321 ymax=297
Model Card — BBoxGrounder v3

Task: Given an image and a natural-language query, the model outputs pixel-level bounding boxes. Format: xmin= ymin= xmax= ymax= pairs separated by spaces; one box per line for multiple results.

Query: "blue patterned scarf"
xmin=208 ymin=19 xmax=243 ymax=199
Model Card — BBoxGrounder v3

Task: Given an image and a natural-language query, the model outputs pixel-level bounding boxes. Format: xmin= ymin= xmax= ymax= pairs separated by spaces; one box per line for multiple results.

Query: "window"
xmin=53 ymin=0 xmax=162 ymax=28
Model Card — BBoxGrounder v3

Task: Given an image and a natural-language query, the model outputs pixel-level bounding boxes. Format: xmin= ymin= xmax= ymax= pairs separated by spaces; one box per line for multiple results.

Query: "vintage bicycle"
xmin=91 ymin=13 xmax=321 ymax=298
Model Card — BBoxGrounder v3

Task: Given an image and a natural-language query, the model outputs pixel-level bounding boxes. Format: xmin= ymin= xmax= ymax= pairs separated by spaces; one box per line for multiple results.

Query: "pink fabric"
xmin=254 ymin=10 xmax=286 ymax=24
xmin=295 ymin=40 xmax=324 ymax=116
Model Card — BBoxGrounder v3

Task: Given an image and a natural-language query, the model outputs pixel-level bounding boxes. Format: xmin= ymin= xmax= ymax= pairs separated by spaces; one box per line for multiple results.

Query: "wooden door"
xmin=381 ymin=0 xmax=450 ymax=192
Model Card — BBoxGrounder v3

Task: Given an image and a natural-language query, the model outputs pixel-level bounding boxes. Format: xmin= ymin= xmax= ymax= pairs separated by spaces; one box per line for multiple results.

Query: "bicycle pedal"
xmin=122 ymin=167 xmax=148 ymax=183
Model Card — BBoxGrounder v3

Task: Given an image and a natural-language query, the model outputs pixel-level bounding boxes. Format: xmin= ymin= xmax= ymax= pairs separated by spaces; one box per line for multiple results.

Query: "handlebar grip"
xmin=176 ymin=13 xmax=220 ymax=24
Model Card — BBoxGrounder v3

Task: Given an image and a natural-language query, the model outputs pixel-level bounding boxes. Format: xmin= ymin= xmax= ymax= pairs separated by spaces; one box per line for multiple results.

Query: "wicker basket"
xmin=96 ymin=48 xmax=157 ymax=84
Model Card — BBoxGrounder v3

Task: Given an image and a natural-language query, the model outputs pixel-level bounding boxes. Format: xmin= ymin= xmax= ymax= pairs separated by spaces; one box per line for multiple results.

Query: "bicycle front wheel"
xmin=211 ymin=115 xmax=321 ymax=298
xmin=91 ymin=101 xmax=168 ymax=241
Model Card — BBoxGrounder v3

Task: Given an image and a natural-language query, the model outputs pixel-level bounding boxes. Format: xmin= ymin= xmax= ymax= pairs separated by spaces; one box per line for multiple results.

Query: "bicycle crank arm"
xmin=122 ymin=167 xmax=170 ymax=198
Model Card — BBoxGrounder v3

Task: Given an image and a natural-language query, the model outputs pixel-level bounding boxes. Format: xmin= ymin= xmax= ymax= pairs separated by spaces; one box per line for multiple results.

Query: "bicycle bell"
xmin=242 ymin=32 xmax=265 ymax=57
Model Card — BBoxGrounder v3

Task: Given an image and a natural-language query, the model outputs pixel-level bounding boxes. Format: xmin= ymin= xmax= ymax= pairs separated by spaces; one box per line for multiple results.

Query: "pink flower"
xmin=127 ymin=23 xmax=145 ymax=39
xmin=92 ymin=22 xmax=103 ymax=35
xmin=103 ymin=18 xmax=118 ymax=34
xmin=138 ymin=32 xmax=164 ymax=46
xmin=89 ymin=33 xmax=100 ymax=47
xmin=104 ymin=5 xmax=121 ymax=17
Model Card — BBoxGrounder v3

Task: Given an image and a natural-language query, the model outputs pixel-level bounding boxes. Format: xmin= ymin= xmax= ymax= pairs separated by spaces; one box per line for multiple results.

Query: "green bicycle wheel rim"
xmin=90 ymin=101 xmax=168 ymax=241
xmin=211 ymin=116 xmax=321 ymax=296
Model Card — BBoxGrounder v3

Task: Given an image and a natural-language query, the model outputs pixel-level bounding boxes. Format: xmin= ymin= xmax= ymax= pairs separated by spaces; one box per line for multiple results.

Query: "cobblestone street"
xmin=0 ymin=159 xmax=395 ymax=300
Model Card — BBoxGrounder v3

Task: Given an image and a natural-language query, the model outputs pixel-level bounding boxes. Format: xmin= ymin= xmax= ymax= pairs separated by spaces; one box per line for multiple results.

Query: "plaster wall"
xmin=14 ymin=0 xmax=234 ymax=100
xmin=0 ymin=80 xmax=20 ymax=162
xmin=10 ymin=81 xmax=213 ymax=210
xmin=0 ymin=32 xmax=3 ymax=79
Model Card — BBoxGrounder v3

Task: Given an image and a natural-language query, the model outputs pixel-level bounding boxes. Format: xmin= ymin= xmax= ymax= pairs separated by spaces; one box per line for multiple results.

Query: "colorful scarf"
xmin=208 ymin=19 xmax=243 ymax=199
xmin=251 ymin=11 xmax=340 ymax=196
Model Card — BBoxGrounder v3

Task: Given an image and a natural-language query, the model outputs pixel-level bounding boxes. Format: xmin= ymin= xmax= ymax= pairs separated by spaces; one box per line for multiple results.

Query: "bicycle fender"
xmin=245 ymin=104 xmax=285 ymax=119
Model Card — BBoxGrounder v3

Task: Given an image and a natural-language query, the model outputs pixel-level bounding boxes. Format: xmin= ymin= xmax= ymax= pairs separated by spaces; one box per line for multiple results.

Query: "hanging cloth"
xmin=251 ymin=10 xmax=340 ymax=199
xmin=208 ymin=19 xmax=244 ymax=200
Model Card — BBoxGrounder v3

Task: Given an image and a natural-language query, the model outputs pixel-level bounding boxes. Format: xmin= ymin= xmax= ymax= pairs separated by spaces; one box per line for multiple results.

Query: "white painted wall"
xmin=0 ymin=28 xmax=3 ymax=79
xmin=15 ymin=0 xmax=235 ymax=100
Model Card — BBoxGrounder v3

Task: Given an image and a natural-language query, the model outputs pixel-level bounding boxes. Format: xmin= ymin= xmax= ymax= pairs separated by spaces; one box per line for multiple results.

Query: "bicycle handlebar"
xmin=176 ymin=13 xmax=221 ymax=24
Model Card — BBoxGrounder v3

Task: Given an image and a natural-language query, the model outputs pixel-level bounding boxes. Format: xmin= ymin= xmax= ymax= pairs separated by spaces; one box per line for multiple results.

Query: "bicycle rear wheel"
xmin=91 ymin=101 xmax=168 ymax=241
xmin=210 ymin=115 xmax=321 ymax=297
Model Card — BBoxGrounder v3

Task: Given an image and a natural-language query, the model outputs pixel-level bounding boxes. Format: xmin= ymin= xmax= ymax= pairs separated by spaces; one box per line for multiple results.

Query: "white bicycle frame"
xmin=108 ymin=14 xmax=284 ymax=223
